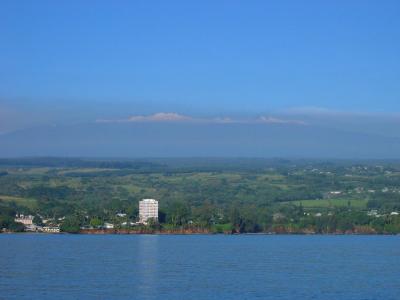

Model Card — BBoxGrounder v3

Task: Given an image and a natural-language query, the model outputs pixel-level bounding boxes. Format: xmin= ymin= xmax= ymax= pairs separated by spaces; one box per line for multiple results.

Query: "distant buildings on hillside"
xmin=14 ymin=214 xmax=33 ymax=226
xmin=13 ymin=214 xmax=60 ymax=233
xmin=11 ymin=199 xmax=161 ymax=232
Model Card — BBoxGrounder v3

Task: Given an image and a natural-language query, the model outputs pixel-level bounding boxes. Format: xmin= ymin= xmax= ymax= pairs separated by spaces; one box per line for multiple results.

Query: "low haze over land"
xmin=1 ymin=1 xmax=400 ymax=157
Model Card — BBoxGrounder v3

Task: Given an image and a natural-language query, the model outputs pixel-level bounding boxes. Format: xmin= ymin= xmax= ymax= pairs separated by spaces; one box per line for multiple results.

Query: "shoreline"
xmin=2 ymin=230 xmax=399 ymax=236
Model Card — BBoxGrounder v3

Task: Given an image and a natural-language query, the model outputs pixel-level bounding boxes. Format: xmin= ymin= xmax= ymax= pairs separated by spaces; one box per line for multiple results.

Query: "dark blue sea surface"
xmin=0 ymin=234 xmax=399 ymax=300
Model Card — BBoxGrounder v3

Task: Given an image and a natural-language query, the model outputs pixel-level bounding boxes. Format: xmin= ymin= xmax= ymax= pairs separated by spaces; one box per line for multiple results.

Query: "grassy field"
xmin=287 ymin=198 xmax=368 ymax=209
xmin=1 ymin=161 xmax=394 ymax=216
xmin=0 ymin=195 xmax=38 ymax=209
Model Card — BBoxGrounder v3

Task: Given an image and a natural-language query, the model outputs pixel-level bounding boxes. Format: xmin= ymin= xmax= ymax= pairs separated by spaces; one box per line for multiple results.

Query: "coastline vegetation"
xmin=1 ymin=158 xmax=400 ymax=234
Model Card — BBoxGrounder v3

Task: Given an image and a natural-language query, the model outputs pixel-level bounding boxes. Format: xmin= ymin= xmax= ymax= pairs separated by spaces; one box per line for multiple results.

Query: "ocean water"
xmin=0 ymin=234 xmax=399 ymax=300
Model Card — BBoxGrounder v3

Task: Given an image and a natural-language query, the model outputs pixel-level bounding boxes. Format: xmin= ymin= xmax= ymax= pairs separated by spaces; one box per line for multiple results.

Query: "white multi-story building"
xmin=139 ymin=199 xmax=158 ymax=224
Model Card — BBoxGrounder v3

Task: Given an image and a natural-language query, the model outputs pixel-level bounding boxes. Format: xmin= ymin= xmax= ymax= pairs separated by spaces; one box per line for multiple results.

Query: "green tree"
xmin=90 ymin=217 xmax=103 ymax=228
xmin=167 ymin=202 xmax=190 ymax=226
xmin=0 ymin=215 xmax=24 ymax=232
xmin=195 ymin=201 xmax=216 ymax=226
xmin=229 ymin=205 xmax=242 ymax=233
xmin=33 ymin=215 xmax=44 ymax=226
xmin=60 ymin=216 xmax=81 ymax=233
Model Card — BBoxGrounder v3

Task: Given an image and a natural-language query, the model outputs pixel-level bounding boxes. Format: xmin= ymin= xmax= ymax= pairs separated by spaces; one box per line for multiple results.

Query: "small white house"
xmin=104 ymin=222 xmax=114 ymax=229
xmin=42 ymin=226 xmax=60 ymax=233
xmin=121 ymin=221 xmax=136 ymax=226
xmin=329 ymin=191 xmax=342 ymax=195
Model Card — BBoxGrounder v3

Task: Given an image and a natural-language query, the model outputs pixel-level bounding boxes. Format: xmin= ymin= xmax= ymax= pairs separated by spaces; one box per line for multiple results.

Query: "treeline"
xmin=368 ymin=192 xmax=400 ymax=211
xmin=0 ymin=201 xmax=25 ymax=232
xmin=3 ymin=157 xmax=400 ymax=172
xmin=0 ymin=157 xmax=165 ymax=170
xmin=56 ymin=204 xmax=400 ymax=234
xmin=2 ymin=194 xmax=400 ymax=234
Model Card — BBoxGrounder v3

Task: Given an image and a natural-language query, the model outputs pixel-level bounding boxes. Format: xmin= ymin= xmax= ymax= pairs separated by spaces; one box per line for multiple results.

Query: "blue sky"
xmin=1 ymin=1 xmax=400 ymax=157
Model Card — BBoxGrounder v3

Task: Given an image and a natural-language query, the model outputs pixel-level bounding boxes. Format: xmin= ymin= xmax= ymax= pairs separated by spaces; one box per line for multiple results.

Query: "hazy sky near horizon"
xmin=1 ymin=1 xmax=400 ymax=157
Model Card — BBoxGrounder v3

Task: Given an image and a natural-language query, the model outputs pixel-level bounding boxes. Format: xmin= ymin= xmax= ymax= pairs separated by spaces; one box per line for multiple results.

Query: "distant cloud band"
xmin=96 ymin=112 xmax=307 ymax=125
